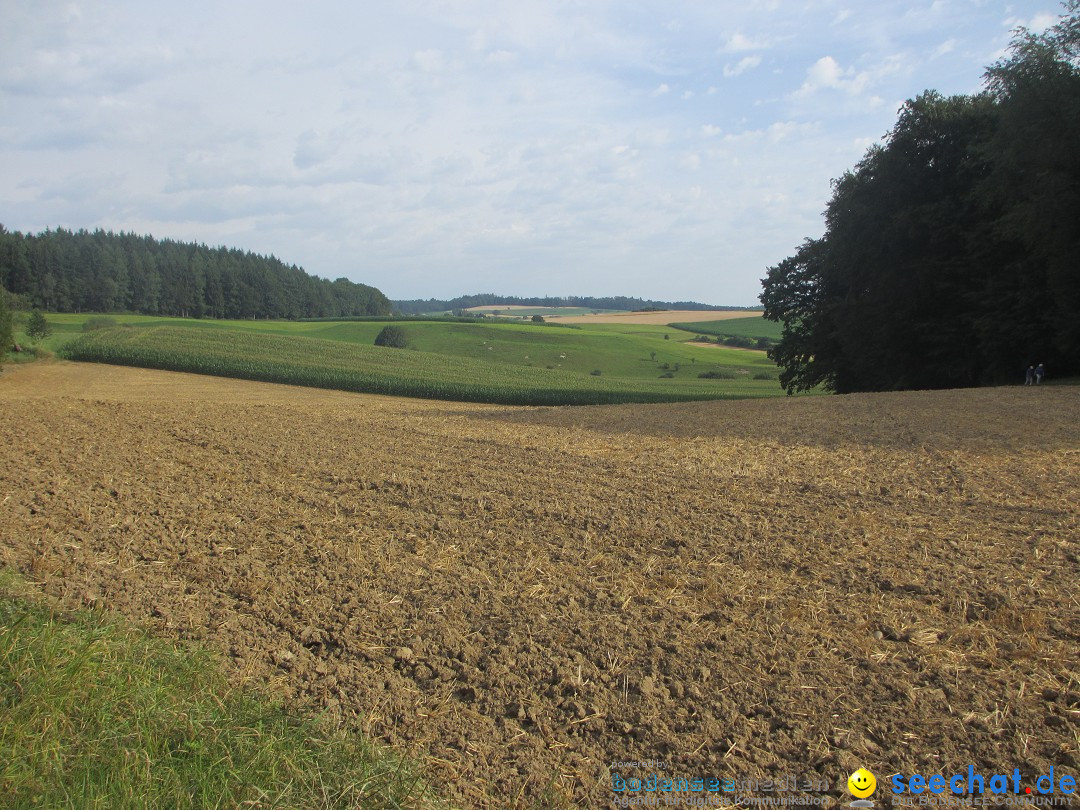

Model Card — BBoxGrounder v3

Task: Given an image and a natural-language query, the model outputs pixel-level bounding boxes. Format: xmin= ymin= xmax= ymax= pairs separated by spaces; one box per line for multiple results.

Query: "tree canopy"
xmin=26 ymin=309 xmax=51 ymax=343
xmin=762 ymin=2 xmax=1080 ymax=393
xmin=0 ymin=226 xmax=391 ymax=320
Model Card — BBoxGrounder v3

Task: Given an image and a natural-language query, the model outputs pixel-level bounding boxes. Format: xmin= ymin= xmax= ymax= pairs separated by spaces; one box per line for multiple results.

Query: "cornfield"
xmin=60 ymin=326 xmax=777 ymax=405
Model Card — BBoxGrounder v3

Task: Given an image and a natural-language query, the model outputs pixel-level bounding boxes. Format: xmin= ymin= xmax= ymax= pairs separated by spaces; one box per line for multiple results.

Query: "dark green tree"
xmin=761 ymin=1 xmax=1080 ymax=392
xmin=374 ymin=325 xmax=408 ymax=348
xmin=0 ymin=226 xmax=392 ymax=320
xmin=763 ymin=92 xmax=997 ymax=392
xmin=26 ymin=308 xmax=51 ymax=343
xmin=760 ymin=237 xmax=842 ymax=393
xmin=980 ymin=0 xmax=1080 ymax=373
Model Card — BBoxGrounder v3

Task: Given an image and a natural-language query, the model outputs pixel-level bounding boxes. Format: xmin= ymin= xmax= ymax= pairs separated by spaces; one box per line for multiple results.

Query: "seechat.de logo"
xmin=848 ymin=768 xmax=877 ymax=808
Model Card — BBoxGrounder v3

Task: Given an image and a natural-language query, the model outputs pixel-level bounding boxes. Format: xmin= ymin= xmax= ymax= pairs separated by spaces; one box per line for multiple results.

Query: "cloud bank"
xmin=0 ymin=0 xmax=1057 ymax=305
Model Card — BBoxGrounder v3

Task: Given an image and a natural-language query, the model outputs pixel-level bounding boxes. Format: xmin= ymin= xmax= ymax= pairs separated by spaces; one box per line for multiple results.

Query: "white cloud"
xmin=412 ymin=49 xmax=447 ymax=72
xmin=793 ymin=56 xmax=871 ymax=97
xmin=932 ymin=38 xmax=957 ymax=58
xmin=681 ymin=152 xmax=701 ymax=170
xmin=722 ymin=120 xmax=821 ymax=145
xmin=0 ymin=0 xmax=1048 ymax=306
xmin=721 ymin=31 xmax=770 ymax=53
xmin=1026 ymin=12 xmax=1059 ymax=32
xmin=724 ymin=55 xmax=763 ymax=78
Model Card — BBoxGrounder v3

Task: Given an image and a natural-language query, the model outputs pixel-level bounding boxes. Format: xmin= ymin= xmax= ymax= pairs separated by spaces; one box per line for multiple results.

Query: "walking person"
xmin=1035 ymin=363 xmax=1045 ymax=384
xmin=1025 ymin=365 xmax=1035 ymax=385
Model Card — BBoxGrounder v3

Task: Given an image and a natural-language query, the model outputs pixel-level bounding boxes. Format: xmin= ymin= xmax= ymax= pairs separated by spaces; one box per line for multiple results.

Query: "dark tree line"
xmin=0 ymin=282 xmax=11 ymax=353
xmin=0 ymin=226 xmax=391 ymax=320
xmin=762 ymin=3 xmax=1080 ymax=393
xmin=393 ymin=293 xmax=739 ymax=315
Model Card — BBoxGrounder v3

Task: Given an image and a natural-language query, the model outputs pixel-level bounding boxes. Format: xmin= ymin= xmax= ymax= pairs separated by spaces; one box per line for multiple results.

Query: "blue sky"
xmin=0 ymin=1 xmax=1061 ymax=306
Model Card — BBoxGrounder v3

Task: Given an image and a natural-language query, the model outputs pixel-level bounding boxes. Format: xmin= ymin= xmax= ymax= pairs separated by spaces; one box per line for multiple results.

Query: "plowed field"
xmin=2 ymin=362 xmax=1078 ymax=808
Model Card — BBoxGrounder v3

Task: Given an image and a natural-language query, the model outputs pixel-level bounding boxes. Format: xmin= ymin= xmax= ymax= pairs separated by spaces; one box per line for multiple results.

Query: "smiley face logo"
xmin=848 ymin=768 xmax=876 ymax=799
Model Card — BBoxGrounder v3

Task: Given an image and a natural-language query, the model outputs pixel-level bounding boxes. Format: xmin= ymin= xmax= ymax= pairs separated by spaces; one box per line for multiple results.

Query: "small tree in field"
xmin=374 ymin=325 xmax=407 ymax=348
xmin=531 ymin=314 xmax=545 ymax=323
xmin=26 ymin=309 xmax=51 ymax=344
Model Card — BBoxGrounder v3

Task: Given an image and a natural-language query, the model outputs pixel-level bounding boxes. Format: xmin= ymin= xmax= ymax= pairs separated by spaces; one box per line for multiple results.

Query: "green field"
xmin=669 ymin=315 xmax=783 ymax=341
xmin=462 ymin=306 xmax=626 ymax=318
xmin=17 ymin=311 xmax=790 ymax=405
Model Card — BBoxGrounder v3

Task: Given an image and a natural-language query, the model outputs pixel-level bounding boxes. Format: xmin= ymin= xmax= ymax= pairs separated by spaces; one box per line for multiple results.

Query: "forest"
xmin=0 ymin=227 xmax=390 ymax=320
xmin=761 ymin=3 xmax=1079 ymax=392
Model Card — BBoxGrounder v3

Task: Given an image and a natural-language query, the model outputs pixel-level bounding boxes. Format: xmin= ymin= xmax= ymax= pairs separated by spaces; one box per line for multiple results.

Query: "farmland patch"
xmin=1 ymin=363 xmax=1077 ymax=808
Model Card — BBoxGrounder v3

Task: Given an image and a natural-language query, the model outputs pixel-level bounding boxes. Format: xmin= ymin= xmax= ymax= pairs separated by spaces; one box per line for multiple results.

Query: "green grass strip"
xmin=668 ymin=316 xmax=783 ymax=341
xmin=0 ymin=570 xmax=436 ymax=809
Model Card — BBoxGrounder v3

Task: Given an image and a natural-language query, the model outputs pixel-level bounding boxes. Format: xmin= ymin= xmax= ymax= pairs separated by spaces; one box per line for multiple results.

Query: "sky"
xmin=0 ymin=1 xmax=1062 ymax=306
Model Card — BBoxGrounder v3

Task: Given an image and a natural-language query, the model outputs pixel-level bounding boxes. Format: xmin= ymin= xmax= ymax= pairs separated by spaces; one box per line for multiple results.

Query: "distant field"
xmin=669 ymin=315 xmax=783 ymax=341
xmin=59 ymin=325 xmax=782 ymax=405
xmin=22 ymin=312 xmax=788 ymax=404
xmin=462 ymin=305 xmax=626 ymax=317
xmin=555 ymin=309 xmax=763 ymax=324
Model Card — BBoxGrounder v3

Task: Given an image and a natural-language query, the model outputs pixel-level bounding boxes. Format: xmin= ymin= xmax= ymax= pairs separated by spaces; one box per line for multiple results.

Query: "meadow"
xmin=46 ymin=312 xmax=783 ymax=405
xmin=668 ymin=315 xmax=784 ymax=341
xmin=460 ymin=305 xmax=626 ymax=317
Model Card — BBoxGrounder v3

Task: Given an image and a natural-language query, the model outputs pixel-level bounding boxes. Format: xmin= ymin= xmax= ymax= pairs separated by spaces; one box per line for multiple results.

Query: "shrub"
xmin=590 ymin=369 xmax=602 ymax=376
xmin=698 ymin=370 xmax=735 ymax=379
xmin=26 ymin=309 xmax=51 ymax=343
xmin=531 ymin=314 xmax=545 ymax=323
xmin=374 ymin=325 xmax=408 ymax=348
xmin=83 ymin=316 xmax=119 ymax=332
xmin=721 ymin=335 xmax=755 ymax=349
xmin=753 ymin=372 xmax=774 ymax=380
xmin=659 ymin=372 xmax=674 ymax=378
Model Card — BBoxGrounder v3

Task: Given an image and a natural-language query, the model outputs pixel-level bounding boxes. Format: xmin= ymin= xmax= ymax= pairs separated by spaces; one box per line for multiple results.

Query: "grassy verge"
xmin=668 ymin=316 xmax=783 ymax=342
xmin=0 ymin=569 xmax=437 ymax=809
xmin=59 ymin=325 xmax=782 ymax=405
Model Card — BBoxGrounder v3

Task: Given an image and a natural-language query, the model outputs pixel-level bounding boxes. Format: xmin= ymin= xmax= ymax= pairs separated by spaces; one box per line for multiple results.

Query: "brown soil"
xmin=2 ymin=362 xmax=1078 ymax=808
